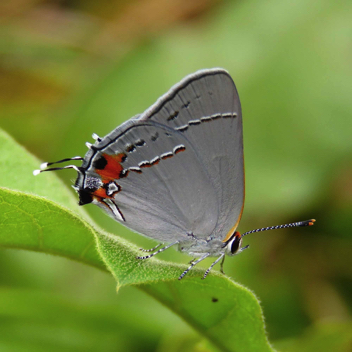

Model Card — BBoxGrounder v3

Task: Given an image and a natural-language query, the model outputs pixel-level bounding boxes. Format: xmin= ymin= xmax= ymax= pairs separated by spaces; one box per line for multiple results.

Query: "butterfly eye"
xmin=231 ymin=236 xmax=242 ymax=254
xmin=226 ymin=233 xmax=242 ymax=256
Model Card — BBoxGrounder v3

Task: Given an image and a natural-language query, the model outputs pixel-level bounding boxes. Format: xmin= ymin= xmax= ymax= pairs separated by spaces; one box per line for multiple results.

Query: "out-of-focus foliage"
xmin=0 ymin=0 xmax=351 ymax=351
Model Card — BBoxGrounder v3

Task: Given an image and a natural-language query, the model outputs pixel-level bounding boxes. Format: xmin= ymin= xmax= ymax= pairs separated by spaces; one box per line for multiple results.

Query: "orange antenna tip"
xmin=308 ymin=219 xmax=316 ymax=226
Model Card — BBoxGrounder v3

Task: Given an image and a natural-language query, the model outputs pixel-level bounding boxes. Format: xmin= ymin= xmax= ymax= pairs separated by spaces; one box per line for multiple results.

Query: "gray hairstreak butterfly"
xmin=34 ymin=68 xmax=315 ymax=280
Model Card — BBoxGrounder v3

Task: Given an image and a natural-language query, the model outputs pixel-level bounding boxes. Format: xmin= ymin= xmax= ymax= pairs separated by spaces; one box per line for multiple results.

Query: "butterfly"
xmin=34 ymin=68 xmax=315 ymax=279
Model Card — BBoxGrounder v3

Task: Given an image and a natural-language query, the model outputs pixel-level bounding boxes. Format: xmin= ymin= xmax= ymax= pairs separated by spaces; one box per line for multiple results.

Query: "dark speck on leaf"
xmin=212 ymin=298 xmax=218 ymax=303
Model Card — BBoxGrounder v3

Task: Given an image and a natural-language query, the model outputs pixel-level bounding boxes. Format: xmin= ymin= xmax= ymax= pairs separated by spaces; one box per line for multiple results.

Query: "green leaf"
xmin=0 ymin=188 xmax=104 ymax=270
xmin=0 ymin=130 xmax=273 ymax=351
xmin=98 ymin=231 xmax=273 ymax=352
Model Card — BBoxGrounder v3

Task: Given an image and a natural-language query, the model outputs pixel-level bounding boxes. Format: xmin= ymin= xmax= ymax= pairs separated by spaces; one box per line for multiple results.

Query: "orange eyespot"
xmin=94 ymin=153 xmax=126 ymax=181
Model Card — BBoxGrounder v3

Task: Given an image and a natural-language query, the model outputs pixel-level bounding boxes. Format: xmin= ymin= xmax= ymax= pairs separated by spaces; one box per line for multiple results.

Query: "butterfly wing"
xmin=137 ymin=69 xmax=244 ymax=241
xmin=78 ymin=120 xmax=219 ymax=243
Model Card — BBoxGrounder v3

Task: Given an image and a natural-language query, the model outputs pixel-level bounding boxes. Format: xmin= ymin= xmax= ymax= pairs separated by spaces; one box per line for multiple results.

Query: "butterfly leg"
xmin=136 ymin=241 xmax=179 ymax=260
xmin=178 ymin=253 xmax=210 ymax=280
xmin=203 ymin=253 xmax=225 ymax=279
xmin=218 ymin=245 xmax=248 ymax=275
xmin=139 ymin=243 xmax=163 ymax=252
xmin=220 ymin=255 xmax=226 ymax=274
xmin=188 ymin=258 xmax=196 ymax=264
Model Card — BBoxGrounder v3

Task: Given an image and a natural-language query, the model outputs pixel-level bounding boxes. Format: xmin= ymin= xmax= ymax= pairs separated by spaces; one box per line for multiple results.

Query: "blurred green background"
xmin=0 ymin=0 xmax=351 ymax=351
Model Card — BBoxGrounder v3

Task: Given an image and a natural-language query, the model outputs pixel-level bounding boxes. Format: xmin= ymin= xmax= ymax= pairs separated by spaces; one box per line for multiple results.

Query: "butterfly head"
xmin=224 ymin=231 xmax=243 ymax=256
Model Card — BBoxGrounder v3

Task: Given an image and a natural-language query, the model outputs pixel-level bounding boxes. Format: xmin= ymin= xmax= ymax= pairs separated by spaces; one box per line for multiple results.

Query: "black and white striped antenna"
xmin=241 ymin=219 xmax=316 ymax=238
xmin=33 ymin=156 xmax=84 ymax=175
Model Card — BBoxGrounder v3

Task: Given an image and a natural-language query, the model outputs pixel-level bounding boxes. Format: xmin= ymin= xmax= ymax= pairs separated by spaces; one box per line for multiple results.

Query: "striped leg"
xmin=178 ymin=253 xmax=210 ymax=280
xmin=203 ymin=246 xmax=249 ymax=279
xmin=136 ymin=241 xmax=179 ymax=259
xmin=202 ymin=253 xmax=225 ymax=280
xmin=139 ymin=243 xmax=163 ymax=252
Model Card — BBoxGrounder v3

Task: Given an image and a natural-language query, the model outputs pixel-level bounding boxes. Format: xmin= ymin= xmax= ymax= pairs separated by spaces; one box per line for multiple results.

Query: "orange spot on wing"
xmin=92 ymin=187 xmax=109 ymax=199
xmin=95 ymin=153 xmax=126 ymax=182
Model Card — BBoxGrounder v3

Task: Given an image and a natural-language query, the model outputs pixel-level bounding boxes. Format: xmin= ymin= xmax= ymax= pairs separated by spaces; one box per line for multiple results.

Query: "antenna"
xmin=241 ymin=219 xmax=315 ymax=237
xmin=39 ymin=156 xmax=83 ymax=170
xmin=33 ymin=156 xmax=83 ymax=176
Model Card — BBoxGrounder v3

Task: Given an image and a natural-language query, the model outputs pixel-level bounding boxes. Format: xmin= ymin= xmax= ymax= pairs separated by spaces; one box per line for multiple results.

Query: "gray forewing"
xmin=85 ymin=122 xmax=219 ymax=243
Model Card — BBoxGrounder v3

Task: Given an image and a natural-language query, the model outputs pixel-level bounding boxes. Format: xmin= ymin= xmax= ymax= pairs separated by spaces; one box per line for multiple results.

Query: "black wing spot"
xmin=151 ymin=132 xmax=159 ymax=141
xmin=135 ymin=139 xmax=146 ymax=147
xmin=183 ymin=101 xmax=190 ymax=109
xmin=126 ymin=144 xmax=136 ymax=153
xmin=120 ymin=169 xmax=128 ymax=178
xmin=93 ymin=155 xmax=108 ymax=170
xmin=167 ymin=110 xmax=179 ymax=121
xmin=120 ymin=154 xmax=127 ymax=162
